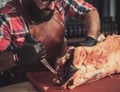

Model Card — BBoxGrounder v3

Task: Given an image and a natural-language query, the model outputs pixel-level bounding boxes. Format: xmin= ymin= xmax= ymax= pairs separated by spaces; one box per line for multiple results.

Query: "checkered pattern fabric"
xmin=0 ymin=0 xmax=11 ymax=8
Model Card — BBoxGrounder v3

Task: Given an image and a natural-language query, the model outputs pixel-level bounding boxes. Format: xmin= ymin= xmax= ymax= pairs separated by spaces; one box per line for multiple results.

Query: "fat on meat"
xmin=53 ymin=34 xmax=120 ymax=90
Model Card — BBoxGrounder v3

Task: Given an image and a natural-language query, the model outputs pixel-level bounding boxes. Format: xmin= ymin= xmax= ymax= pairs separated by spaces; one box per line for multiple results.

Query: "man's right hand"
xmin=15 ymin=40 xmax=46 ymax=67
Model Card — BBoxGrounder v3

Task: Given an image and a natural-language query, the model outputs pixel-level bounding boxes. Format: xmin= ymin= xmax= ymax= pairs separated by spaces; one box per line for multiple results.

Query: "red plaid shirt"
xmin=0 ymin=0 xmax=96 ymax=51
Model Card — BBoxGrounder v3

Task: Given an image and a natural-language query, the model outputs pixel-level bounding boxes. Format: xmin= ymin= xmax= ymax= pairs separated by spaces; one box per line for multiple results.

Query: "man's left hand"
xmin=79 ymin=36 xmax=97 ymax=46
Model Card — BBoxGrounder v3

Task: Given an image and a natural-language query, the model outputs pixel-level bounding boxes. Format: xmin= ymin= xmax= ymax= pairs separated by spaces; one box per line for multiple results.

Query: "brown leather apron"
xmin=29 ymin=9 xmax=66 ymax=66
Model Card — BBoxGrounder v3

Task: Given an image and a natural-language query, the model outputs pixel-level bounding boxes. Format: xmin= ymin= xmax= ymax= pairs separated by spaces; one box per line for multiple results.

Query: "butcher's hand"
xmin=79 ymin=36 xmax=97 ymax=46
xmin=15 ymin=38 xmax=46 ymax=67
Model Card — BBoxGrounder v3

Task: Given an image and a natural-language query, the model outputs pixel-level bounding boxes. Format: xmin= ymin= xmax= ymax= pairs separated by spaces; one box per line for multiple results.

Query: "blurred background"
xmin=0 ymin=0 xmax=120 ymax=87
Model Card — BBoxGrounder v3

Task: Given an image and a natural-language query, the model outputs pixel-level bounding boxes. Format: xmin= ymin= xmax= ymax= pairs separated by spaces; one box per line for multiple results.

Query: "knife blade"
xmin=40 ymin=59 xmax=57 ymax=75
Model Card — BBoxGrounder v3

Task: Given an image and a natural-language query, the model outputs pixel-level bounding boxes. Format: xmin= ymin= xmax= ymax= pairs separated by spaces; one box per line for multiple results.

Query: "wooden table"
xmin=0 ymin=81 xmax=38 ymax=92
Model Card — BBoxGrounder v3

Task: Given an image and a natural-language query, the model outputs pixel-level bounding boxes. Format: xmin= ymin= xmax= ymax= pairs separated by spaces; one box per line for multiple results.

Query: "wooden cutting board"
xmin=27 ymin=71 xmax=120 ymax=92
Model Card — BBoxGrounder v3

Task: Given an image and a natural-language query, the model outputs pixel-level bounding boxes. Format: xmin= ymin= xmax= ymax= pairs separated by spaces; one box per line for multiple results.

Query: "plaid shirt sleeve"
xmin=58 ymin=0 xmax=96 ymax=19
xmin=0 ymin=2 xmax=28 ymax=51
xmin=0 ymin=13 xmax=12 ymax=51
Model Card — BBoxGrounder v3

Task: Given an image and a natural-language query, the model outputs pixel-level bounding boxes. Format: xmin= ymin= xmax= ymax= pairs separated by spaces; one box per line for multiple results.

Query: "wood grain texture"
xmin=0 ymin=81 xmax=38 ymax=92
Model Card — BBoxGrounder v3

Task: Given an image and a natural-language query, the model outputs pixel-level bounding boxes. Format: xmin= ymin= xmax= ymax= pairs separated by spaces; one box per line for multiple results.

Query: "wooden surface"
xmin=27 ymin=71 xmax=120 ymax=92
xmin=0 ymin=81 xmax=38 ymax=92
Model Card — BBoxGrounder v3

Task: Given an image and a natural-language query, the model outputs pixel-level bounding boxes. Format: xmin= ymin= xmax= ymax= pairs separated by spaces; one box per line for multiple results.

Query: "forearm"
xmin=84 ymin=10 xmax=101 ymax=39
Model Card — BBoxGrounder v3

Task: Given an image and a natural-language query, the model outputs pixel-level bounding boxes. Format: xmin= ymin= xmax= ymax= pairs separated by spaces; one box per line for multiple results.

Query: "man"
xmin=0 ymin=0 xmax=100 ymax=72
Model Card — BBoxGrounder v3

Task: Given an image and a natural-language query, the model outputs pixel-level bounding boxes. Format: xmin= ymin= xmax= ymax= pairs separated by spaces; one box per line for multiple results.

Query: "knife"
xmin=40 ymin=59 xmax=57 ymax=75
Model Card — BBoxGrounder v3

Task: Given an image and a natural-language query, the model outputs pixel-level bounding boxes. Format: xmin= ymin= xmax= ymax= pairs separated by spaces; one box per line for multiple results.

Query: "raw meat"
xmin=53 ymin=34 xmax=120 ymax=90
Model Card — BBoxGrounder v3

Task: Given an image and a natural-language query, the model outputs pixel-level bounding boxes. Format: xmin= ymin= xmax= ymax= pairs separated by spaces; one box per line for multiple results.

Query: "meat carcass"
xmin=53 ymin=34 xmax=120 ymax=90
